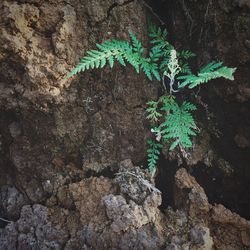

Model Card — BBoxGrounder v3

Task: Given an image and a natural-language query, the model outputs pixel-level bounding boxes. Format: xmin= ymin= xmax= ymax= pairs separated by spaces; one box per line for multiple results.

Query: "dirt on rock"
xmin=0 ymin=163 xmax=167 ymax=250
xmin=1 ymin=162 xmax=250 ymax=249
xmin=172 ymin=168 xmax=250 ymax=250
xmin=0 ymin=0 xmax=157 ymax=200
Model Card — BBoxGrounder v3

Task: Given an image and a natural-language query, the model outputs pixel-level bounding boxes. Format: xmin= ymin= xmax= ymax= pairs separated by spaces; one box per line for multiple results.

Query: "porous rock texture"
xmin=0 ymin=165 xmax=167 ymax=249
xmin=0 ymin=0 xmax=157 ymax=200
xmin=173 ymin=168 xmax=250 ymax=250
xmin=1 ymin=162 xmax=250 ymax=249
xmin=159 ymin=0 xmax=250 ymax=220
xmin=0 ymin=1 xmax=166 ymax=248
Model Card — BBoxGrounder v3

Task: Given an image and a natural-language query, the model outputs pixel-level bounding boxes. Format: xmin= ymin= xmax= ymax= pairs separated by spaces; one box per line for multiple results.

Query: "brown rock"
xmin=174 ymin=168 xmax=210 ymax=218
xmin=0 ymin=0 xmax=158 ymax=205
xmin=211 ymin=204 xmax=250 ymax=229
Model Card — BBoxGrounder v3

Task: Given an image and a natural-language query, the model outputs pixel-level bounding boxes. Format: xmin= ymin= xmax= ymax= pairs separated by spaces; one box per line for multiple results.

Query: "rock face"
xmin=0 ymin=0 xmax=157 ymax=199
xmin=1 ymin=162 xmax=250 ymax=249
xmin=174 ymin=168 xmax=250 ymax=250
xmin=0 ymin=1 xmax=163 ymax=247
xmin=172 ymin=0 xmax=250 ymax=151
xmin=174 ymin=168 xmax=210 ymax=219
xmin=158 ymin=0 xmax=250 ymax=219
xmin=0 ymin=186 xmax=28 ymax=220
xmin=0 ymin=166 xmax=167 ymax=250
xmin=1 ymin=0 xmax=250 ymax=249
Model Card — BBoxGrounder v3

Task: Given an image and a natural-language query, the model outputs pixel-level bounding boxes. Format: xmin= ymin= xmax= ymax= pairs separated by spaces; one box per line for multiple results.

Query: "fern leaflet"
xmin=178 ymin=61 xmax=236 ymax=89
xmin=147 ymin=139 xmax=163 ymax=173
xmin=147 ymin=95 xmax=197 ymax=151
xmin=146 ymin=100 xmax=162 ymax=122
xmin=178 ymin=50 xmax=196 ymax=60
xmin=66 ymin=31 xmax=161 ymax=81
xmin=148 ymin=22 xmax=173 ymax=65
xmin=129 ymin=31 xmax=143 ymax=55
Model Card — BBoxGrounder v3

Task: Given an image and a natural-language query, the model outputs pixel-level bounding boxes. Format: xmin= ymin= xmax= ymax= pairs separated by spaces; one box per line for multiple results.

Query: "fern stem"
xmin=169 ymin=77 xmax=180 ymax=94
xmin=162 ymin=75 xmax=167 ymax=91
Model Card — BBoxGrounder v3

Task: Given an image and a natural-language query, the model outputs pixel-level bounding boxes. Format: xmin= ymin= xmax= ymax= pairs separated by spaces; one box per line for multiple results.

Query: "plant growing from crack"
xmin=65 ymin=23 xmax=236 ymax=175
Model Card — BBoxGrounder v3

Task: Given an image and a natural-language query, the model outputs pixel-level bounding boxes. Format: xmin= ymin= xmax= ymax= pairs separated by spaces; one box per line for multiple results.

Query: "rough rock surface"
xmin=0 ymin=0 xmax=158 ymax=200
xmin=160 ymin=0 xmax=250 ymax=220
xmin=1 ymin=0 xmax=250 ymax=249
xmin=170 ymin=0 xmax=250 ymax=101
xmin=174 ymin=168 xmax=210 ymax=219
xmin=0 ymin=166 xmax=167 ymax=250
xmin=1 ymin=163 xmax=250 ymax=249
xmin=0 ymin=186 xmax=28 ymax=220
xmin=174 ymin=168 xmax=250 ymax=250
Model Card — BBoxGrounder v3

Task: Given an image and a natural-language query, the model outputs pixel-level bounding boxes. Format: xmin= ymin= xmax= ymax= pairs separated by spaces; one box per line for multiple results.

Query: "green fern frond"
xmin=66 ymin=39 xmax=141 ymax=79
xmin=66 ymin=32 xmax=162 ymax=81
xmin=146 ymin=100 xmax=162 ymax=122
xmin=148 ymin=22 xmax=168 ymax=44
xmin=147 ymin=139 xmax=163 ymax=174
xmin=129 ymin=31 xmax=144 ymax=55
xmin=147 ymin=96 xmax=197 ymax=151
xmin=158 ymin=98 xmax=197 ymax=150
xmin=66 ymin=39 xmax=129 ymax=78
xmin=179 ymin=62 xmax=192 ymax=74
xmin=199 ymin=61 xmax=223 ymax=73
xmin=148 ymin=23 xmax=173 ymax=61
xmin=178 ymin=50 xmax=196 ymax=59
xmin=178 ymin=61 xmax=236 ymax=89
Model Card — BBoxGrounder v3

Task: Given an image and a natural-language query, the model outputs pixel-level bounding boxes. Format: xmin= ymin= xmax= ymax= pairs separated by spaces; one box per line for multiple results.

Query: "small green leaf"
xmin=108 ymin=55 xmax=114 ymax=68
xmin=169 ymin=140 xmax=179 ymax=151
xmin=100 ymin=58 xmax=106 ymax=68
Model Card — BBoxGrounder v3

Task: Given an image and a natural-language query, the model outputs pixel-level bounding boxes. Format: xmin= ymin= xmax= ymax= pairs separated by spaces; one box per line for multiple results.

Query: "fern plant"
xmin=66 ymin=23 xmax=236 ymax=175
